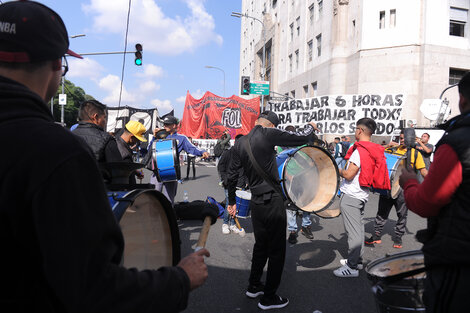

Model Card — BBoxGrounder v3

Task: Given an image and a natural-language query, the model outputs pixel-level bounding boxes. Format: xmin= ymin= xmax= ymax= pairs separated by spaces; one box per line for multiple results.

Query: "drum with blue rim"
xmin=153 ymin=139 xmax=181 ymax=182
xmin=372 ymin=152 xmax=405 ymax=199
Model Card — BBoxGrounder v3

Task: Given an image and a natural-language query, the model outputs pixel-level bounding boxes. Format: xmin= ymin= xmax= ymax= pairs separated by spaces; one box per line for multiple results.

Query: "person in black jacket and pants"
xmin=227 ymin=111 xmax=319 ymax=310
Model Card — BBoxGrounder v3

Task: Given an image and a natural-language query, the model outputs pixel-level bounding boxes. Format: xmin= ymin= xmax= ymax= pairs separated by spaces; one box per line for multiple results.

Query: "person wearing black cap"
xmin=0 ymin=1 xmax=209 ymax=312
xmin=226 ymin=111 xmax=319 ymax=310
xmin=149 ymin=115 xmax=210 ymax=204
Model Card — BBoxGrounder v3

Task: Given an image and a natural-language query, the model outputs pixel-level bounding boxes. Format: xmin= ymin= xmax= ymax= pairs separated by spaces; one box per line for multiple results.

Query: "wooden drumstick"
xmin=233 ymin=216 xmax=246 ymax=237
xmin=195 ymin=216 xmax=212 ymax=251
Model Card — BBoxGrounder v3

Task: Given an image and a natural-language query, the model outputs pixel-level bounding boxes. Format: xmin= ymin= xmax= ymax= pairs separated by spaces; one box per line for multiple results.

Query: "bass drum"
xmin=276 ymin=145 xmax=340 ymax=218
xmin=108 ymin=189 xmax=181 ymax=268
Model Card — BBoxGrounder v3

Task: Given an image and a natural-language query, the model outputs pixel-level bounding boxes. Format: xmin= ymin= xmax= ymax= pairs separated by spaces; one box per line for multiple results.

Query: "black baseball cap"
xmin=162 ymin=116 xmax=178 ymax=125
xmin=0 ymin=1 xmax=82 ymax=63
xmin=259 ymin=111 xmax=280 ymax=127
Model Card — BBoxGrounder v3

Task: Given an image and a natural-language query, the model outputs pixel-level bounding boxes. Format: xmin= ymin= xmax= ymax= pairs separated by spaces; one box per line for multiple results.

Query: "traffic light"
xmin=135 ymin=43 xmax=143 ymax=66
xmin=241 ymin=76 xmax=250 ymax=95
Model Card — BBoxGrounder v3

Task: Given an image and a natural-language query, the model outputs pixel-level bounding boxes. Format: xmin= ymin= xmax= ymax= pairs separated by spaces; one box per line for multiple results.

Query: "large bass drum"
xmin=276 ymin=145 xmax=340 ymax=218
xmin=108 ymin=189 xmax=181 ymax=268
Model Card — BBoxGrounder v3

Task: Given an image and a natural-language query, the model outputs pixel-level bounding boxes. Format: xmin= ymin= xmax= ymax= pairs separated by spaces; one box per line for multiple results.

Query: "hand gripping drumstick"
xmin=195 ymin=202 xmax=219 ymax=251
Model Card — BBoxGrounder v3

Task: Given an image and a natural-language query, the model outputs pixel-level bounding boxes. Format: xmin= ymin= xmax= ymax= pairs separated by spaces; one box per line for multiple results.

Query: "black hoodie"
xmin=0 ymin=76 xmax=189 ymax=312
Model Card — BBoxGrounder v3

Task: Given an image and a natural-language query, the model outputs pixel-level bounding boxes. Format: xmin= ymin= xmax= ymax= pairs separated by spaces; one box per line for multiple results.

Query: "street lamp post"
xmin=231 ymin=11 xmax=266 ymax=112
xmin=205 ymin=65 xmax=225 ymax=97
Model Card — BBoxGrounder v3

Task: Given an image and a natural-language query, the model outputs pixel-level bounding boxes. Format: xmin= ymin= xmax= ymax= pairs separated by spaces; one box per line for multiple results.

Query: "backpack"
xmin=213 ymin=142 xmax=224 ymax=157
xmin=340 ymin=142 xmax=349 ymax=158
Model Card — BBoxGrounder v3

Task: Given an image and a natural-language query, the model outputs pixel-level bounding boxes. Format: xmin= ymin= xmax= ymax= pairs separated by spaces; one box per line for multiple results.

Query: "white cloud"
xmin=83 ymin=0 xmax=223 ymax=56
xmin=67 ymin=57 xmax=104 ymax=79
xmin=135 ymin=64 xmax=164 ymax=78
xmin=176 ymin=95 xmax=186 ymax=104
xmin=98 ymin=74 xmax=136 ymax=105
xmin=191 ymin=89 xmax=205 ymax=99
xmin=140 ymin=81 xmax=160 ymax=93
xmin=151 ymin=98 xmax=173 ymax=112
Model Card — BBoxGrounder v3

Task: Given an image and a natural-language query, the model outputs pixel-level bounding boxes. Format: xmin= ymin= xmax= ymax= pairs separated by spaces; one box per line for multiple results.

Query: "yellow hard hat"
xmin=125 ymin=120 xmax=147 ymax=142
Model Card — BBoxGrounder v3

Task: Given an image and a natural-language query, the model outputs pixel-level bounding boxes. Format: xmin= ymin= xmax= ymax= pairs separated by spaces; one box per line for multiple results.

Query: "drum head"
xmin=281 ymin=146 xmax=340 ymax=214
xmin=119 ymin=190 xmax=181 ymax=269
xmin=366 ymin=250 xmax=425 ymax=280
xmin=313 ymin=197 xmax=341 ymax=218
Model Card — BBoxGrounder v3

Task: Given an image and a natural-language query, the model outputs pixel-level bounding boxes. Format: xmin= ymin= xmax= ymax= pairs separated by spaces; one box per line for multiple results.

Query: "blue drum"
xmin=372 ymin=152 xmax=405 ymax=199
xmin=276 ymin=145 xmax=340 ymax=218
xmin=153 ymin=139 xmax=181 ymax=182
xmin=107 ymin=189 xmax=181 ymax=267
xmin=235 ymin=190 xmax=252 ymax=218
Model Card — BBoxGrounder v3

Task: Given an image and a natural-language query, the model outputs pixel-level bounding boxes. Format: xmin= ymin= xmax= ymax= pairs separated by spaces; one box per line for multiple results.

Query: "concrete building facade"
xmin=237 ymin=0 xmax=470 ymax=127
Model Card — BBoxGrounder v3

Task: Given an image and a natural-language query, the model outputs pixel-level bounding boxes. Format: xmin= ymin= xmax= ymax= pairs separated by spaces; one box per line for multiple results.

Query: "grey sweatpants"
xmin=340 ymin=194 xmax=366 ymax=269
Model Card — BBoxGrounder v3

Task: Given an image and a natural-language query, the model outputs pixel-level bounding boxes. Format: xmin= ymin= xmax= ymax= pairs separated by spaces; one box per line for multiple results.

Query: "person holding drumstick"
xmin=226 ymin=112 xmax=319 ymax=310
xmin=0 ymin=2 xmax=209 ymax=312
xmin=150 ymin=115 xmax=210 ymax=204
xmin=399 ymin=72 xmax=470 ymax=312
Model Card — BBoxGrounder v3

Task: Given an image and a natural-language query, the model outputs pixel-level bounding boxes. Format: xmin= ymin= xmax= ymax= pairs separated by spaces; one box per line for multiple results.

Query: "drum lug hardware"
xmin=111 ymin=193 xmax=133 ymax=203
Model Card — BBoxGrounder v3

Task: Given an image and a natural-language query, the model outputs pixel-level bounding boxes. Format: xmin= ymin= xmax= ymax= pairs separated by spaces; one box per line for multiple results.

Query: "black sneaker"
xmin=246 ymin=283 xmax=264 ymax=298
xmin=258 ymin=295 xmax=289 ymax=310
xmin=288 ymin=231 xmax=298 ymax=244
xmin=301 ymin=226 xmax=314 ymax=240
xmin=365 ymin=234 xmax=382 ymax=245
xmin=393 ymin=238 xmax=403 ymax=249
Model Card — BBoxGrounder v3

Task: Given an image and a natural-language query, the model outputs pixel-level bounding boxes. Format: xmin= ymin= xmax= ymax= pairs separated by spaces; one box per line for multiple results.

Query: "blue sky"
xmin=37 ymin=0 xmax=242 ymax=118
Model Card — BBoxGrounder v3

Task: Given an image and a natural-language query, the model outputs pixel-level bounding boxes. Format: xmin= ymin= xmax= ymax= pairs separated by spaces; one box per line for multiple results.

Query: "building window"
xmin=303 ymin=85 xmax=309 ymax=97
xmin=449 ymin=68 xmax=468 ymax=85
xmin=318 ymin=0 xmax=323 ymax=18
xmin=296 ymin=17 xmax=300 ymax=36
xmin=311 ymin=82 xmax=317 ymax=97
xmin=316 ymin=34 xmax=322 ymax=57
xmin=390 ymin=9 xmax=396 ymax=28
xmin=290 ymin=23 xmax=294 ymax=41
xmin=307 ymin=40 xmax=313 ymax=62
xmin=295 ymin=49 xmax=299 ymax=69
xmin=379 ymin=11 xmax=385 ymax=29
xmin=291 ymin=90 xmax=296 ymax=98
xmin=309 ymin=4 xmax=314 ymax=25
xmin=450 ymin=7 xmax=467 ymax=37
xmin=289 ymin=54 xmax=293 ymax=73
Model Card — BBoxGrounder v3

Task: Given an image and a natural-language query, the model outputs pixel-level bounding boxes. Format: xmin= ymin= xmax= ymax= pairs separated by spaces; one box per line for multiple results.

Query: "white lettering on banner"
xmin=192 ymin=139 xmax=235 ymax=156
xmin=268 ymin=94 xmax=404 ymax=136
xmin=221 ymin=108 xmax=242 ymax=128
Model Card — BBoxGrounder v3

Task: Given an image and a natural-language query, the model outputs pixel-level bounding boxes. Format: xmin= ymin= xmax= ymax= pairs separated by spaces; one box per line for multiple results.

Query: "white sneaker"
xmin=340 ymin=259 xmax=363 ymax=270
xmin=222 ymin=224 xmax=230 ymax=234
xmin=229 ymin=225 xmax=240 ymax=233
xmin=333 ymin=264 xmax=359 ymax=277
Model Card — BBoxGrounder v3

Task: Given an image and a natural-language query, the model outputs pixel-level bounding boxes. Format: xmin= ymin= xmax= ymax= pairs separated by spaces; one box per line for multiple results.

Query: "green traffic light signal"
xmin=135 ymin=43 xmax=143 ymax=66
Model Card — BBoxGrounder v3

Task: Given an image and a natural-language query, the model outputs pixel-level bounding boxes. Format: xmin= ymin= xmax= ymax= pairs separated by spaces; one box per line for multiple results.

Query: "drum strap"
xmin=243 ymin=135 xmax=286 ymax=202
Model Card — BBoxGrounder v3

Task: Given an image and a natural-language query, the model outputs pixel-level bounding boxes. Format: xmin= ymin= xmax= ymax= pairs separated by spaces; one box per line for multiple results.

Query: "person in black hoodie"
xmin=0 ymin=2 xmax=209 ymax=312
xmin=227 ymin=111 xmax=318 ymax=310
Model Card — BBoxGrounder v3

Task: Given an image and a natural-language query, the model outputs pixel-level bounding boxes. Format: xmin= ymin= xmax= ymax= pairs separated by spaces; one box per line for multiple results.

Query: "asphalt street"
xmin=141 ymin=160 xmax=426 ymax=313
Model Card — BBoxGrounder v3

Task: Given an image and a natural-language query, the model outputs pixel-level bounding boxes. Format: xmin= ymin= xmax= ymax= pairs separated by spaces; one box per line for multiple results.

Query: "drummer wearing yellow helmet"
xmin=365 ymin=130 xmax=428 ymax=249
xmin=116 ymin=120 xmax=148 ymax=183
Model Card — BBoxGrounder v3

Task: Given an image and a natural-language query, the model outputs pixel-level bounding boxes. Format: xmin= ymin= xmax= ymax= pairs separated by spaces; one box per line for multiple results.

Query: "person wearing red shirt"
xmin=400 ymin=72 xmax=470 ymax=312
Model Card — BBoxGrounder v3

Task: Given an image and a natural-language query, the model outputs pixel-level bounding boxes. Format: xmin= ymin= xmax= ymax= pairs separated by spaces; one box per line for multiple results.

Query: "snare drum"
xmin=366 ymin=250 xmax=426 ymax=312
xmin=107 ymin=189 xmax=181 ymax=268
xmin=235 ymin=190 xmax=252 ymax=218
xmin=153 ymin=139 xmax=181 ymax=182
xmin=373 ymin=152 xmax=405 ymax=199
xmin=276 ymin=145 xmax=340 ymax=218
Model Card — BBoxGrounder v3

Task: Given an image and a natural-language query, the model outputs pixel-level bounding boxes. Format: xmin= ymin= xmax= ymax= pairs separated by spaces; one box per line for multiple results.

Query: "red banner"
xmin=179 ymin=91 xmax=260 ymax=139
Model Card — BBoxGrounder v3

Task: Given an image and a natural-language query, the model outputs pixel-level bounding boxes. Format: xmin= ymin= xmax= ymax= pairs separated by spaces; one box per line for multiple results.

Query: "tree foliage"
xmin=51 ymin=79 xmax=95 ymax=127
